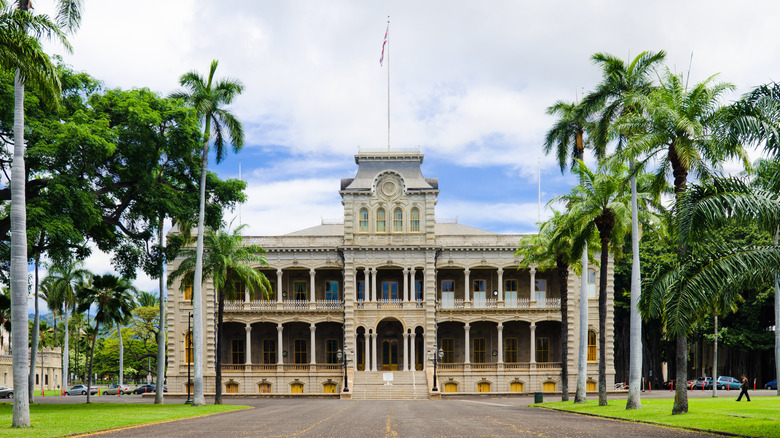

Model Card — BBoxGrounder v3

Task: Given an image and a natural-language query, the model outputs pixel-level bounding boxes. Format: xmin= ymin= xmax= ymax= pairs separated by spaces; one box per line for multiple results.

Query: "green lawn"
xmin=538 ymin=396 xmax=780 ymax=437
xmin=0 ymin=403 xmax=249 ymax=437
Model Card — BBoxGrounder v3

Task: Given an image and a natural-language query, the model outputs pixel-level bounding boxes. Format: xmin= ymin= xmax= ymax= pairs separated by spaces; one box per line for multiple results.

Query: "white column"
xmin=529 ymin=266 xmax=537 ymax=305
xmin=464 ymin=323 xmax=471 ymax=364
xmin=370 ymin=268 xmax=377 ymax=302
xmin=464 ymin=268 xmax=471 ymax=303
xmin=410 ymin=268 xmax=417 ymax=302
xmin=530 ymin=322 xmax=537 ymax=364
xmin=244 ymin=283 xmax=250 ymax=303
xmin=354 ymin=334 xmax=359 ymax=371
xmin=276 ymin=324 xmax=284 ymax=365
xmin=403 ymin=332 xmax=409 ymax=371
xmin=410 ymin=333 xmax=416 ymax=371
xmin=364 ymin=332 xmax=370 ymax=371
xmin=353 ymin=269 xmax=358 ymax=303
xmin=403 ymin=267 xmax=409 ymax=302
xmin=245 ymin=324 xmax=252 ymax=365
xmin=497 ymin=268 xmax=504 ymax=303
xmin=310 ymin=323 xmax=316 ymax=364
xmin=497 ymin=323 xmax=503 ymax=364
xmin=276 ymin=269 xmax=283 ymax=303
xmin=371 ymin=330 xmax=378 ymax=371
xmin=309 ymin=268 xmax=316 ymax=304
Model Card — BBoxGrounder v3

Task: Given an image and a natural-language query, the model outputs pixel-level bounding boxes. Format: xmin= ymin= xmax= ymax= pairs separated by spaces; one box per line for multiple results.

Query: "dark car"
xmin=766 ymin=379 xmax=777 ymax=390
xmin=0 ymin=385 xmax=13 ymax=398
xmin=716 ymin=376 xmax=741 ymax=390
xmin=133 ymin=384 xmax=167 ymax=394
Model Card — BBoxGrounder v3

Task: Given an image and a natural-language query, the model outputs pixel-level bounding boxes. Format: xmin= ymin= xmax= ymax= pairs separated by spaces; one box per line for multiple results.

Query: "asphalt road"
xmin=87 ymin=397 xmax=717 ymax=438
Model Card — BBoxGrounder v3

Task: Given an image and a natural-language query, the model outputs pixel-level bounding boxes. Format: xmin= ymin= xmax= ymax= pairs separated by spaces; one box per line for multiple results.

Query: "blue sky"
xmin=25 ymin=0 xmax=778 ymax=310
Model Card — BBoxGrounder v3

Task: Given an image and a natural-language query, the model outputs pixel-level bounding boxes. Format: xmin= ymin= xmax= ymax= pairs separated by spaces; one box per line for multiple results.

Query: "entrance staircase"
xmin=351 ymin=371 xmax=428 ymax=399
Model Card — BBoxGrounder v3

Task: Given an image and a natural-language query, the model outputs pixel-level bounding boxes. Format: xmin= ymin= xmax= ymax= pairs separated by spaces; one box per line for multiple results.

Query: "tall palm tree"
xmin=169 ymin=224 xmax=270 ymax=404
xmin=171 ymin=60 xmax=244 ymax=407
xmin=557 ymin=161 xmax=634 ymax=406
xmin=76 ymin=274 xmax=136 ymax=403
xmin=48 ymin=259 xmax=89 ymax=394
xmin=137 ymin=291 xmax=160 ymax=307
xmin=583 ymin=50 xmax=667 ymax=410
xmin=1 ymin=0 xmax=79 ymax=426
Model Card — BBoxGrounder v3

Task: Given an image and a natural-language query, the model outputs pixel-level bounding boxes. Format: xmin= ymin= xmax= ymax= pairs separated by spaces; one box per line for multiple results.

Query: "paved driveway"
xmin=90 ymin=398 xmax=715 ymax=437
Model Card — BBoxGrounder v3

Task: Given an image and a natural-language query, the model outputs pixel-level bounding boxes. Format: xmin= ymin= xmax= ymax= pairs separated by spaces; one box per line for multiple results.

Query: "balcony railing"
xmin=437 ymin=297 xmax=561 ymax=310
xmin=437 ymin=362 xmax=561 ymax=371
xmin=223 ymin=300 xmax=344 ymax=311
xmin=221 ymin=363 xmax=342 ymax=372
xmin=377 ymin=299 xmax=403 ymax=309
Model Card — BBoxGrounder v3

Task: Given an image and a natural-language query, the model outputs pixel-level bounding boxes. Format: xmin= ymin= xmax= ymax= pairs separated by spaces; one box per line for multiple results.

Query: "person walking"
xmin=736 ymin=375 xmax=750 ymax=401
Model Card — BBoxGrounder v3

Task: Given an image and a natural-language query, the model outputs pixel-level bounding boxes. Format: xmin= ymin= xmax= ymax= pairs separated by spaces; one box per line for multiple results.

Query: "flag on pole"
xmin=380 ymin=23 xmax=388 ymax=66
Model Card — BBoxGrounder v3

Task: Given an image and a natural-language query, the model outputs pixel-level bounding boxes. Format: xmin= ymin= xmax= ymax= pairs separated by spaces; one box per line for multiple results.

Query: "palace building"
xmin=165 ymin=151 xmax=615 ymax=397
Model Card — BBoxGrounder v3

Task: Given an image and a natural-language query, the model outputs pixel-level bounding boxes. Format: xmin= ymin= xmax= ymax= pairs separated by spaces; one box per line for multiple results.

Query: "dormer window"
xmin=393 ymin=208 xmax=403 ymax=232
xmin=376 ymin=208 xmax=386 ymax=232
xmin=410 ymin=208 xmax=420 ymax=232
xmin=359 ymin=208 xmax=369 ymax=233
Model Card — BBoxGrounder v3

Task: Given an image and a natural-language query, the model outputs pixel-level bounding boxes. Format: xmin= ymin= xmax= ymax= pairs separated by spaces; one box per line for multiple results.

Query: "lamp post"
xmin=185 ymin=312 xmax=193 ymax=404
xmin=431 ymin=346 xmax=443 ymax=392
xmin=337 ymin=349 xmax=349 ymax=392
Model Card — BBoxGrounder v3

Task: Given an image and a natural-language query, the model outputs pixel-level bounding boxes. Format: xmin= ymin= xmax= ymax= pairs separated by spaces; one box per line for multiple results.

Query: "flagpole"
xmin=386 ymin=16 xmax=390 ymax=151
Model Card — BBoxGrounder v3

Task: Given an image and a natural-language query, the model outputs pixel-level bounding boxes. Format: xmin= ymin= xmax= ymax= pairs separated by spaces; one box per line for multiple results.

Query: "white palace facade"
xmin=165 ymin=151 xmax=615 ymax=397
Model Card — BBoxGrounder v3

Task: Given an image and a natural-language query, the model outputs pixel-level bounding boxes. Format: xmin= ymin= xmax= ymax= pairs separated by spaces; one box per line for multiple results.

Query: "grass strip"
xmin=0 ymin=403 xmax=249 ymax=437
xmin=536 ymin=396 xmax=780 ymax=437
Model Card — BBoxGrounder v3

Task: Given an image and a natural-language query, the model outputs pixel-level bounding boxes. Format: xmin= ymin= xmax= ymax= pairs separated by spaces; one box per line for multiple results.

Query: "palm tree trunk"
xmin=774 ymin=227 xmax=779 ymax=396
xmin=29 ymin=257 xmax=41 ymax=402
xmin=192 ymin=120 xmax=211 ymax=407
xmin=215 ymin=288 xmax=224 ymax=405
xmin=86 ymin=321 xmax=99 ymax=404
xmin=11 ymin=70 xmax=31 ymax=427
xmin=156 ymin=220 xmax=166 ymax=404
xmin=557 ymin=260 xmax=569 ymax=401
xmin=672 ymin=334 xmax=688 ymax=414
xmin=712 ymin=315 xmax=718 ymax=398
xmin=626 ymin=167 xmax=642 ymax=410
xmin=598 ymin=234 xmax=609 ymax=406
xmin=118 ymin=325 xmax=124 ymax=388
xmin=63 ymin=307 xmax=70 ymax=391
xmin=575 ymin=244 xmax=588 ymax=403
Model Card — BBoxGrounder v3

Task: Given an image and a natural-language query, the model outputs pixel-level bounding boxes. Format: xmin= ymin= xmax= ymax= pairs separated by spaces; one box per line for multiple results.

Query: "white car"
xmin=65 ymin=384 xmax=98 ymax=395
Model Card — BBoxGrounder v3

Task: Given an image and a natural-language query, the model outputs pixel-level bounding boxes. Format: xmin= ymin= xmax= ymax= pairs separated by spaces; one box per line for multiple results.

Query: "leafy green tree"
xmin=76 ymin=274 xmax=136 ymax=403
xmin=169 ymin=224 xmax=270 ymax=404
xmin=171 ymin=60 xmax=245 ymax=407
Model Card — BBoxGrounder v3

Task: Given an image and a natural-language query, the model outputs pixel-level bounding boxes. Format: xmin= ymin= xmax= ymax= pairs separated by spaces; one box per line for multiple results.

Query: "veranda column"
xmin=309 ymin=268 xmax=316 ymax=304
xmin=403 ymin=267 xmax=409 ymax=302
xmin=245 ymin=324 xmax=252 ymax=365
xmin=371 ymin=330 xmax=378 ymax=371
xmin=402 ymin=332 xmax=409 ymax=371
xmin=354 ymin=334 xmax=359 ymax=371
xmin=463 ymin=268 xmax=471 ymax=304
xmin=371 ymin=267 xmax=377 ymax=302
xmin=276 ymin=269 xmax=283 ymax=303
xmin=276 ymin=324 xmax=284 ymax=365
xmin=496 ymin=268 xmax=504 ymax=304
xmin=244 ymin=283 xmax=250 ymax=303
xmin=410 ymin=268 xmax=417 ymax=302
xmin=410 ymin=333 xmax=416 ymax=370
xmin=310 ymin=323 xmax=316 ymax=365
xmin=464 ymin=323 xmax=471 ymax=364
xmin=497 ymin=323 xmax=504 ymax=364
xmin=529 ymin=266 xmax=537 ymax=306
xmin=530 ymin=322 xmax=536 ymax=364
xmin=364 ymin=332 xmax=370 ymax=371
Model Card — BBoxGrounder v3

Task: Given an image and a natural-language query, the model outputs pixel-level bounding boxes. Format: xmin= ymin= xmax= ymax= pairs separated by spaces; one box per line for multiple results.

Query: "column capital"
xmin=464 ymin=323 xmax=471 ymax=330
xmin=529 ymin=266 xmax=537 ymax=274
xmin=310 ymin=323 xmax=316 ymax=331
xmin=497 ymin=323 xmax=503 ymax=330
xmin=245 ymin=324 xmax=252 ymax=331
xmin=403 ymin=267 xmax=409 ymax=274
xmin=277 ymin=323 xmax=284 ymax=331
xmin=463 ymin=268 xmax=470 ymax=274
xmin=277 ymin=267 xmax=283 ymax=273
xmin=497 ymin=267 xmax=503 ymax=274
xmin=309 ymin=267 xmax=316 ymax=274
xmin=530 ymin=322 xmax=536 ymax=329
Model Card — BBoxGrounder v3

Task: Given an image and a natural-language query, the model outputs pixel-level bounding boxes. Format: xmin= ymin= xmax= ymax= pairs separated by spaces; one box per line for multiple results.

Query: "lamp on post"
xmin=337 ymin=349 xmax=349 ymax=392
xmin=185 ymin=312 xmax=193 ymax=404
xmin=431 ymin=346 xmax=443 ymax=392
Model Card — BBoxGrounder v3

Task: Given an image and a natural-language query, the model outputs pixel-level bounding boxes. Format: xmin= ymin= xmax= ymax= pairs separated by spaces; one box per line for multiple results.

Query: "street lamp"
xmin=337 ymin=349 xmax=349 ymax=392
xmin=431 ymin=346 xmax=443 ymax=392
xmin=185 ymin=312 xmax=193 ymax=404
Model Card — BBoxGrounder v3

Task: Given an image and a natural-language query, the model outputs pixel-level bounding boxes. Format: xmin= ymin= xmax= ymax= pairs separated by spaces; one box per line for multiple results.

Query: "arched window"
xmin=410 ymin=208 xmax=420 ymax=232
xmin=588 ymin=330 xmax=597 ymax=362
xmin=359 ymin=208 xmax=369 ymax=232
xmin=393 ymin=208 xmax=403 ymax=232
xmin=185 ymin=332 xmax=193 ymax=364
xmin=376 ymin=208 xmax=386 ymax=232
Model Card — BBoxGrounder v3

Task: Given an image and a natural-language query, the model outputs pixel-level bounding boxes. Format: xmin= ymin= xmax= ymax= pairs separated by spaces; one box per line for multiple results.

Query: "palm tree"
xmin=582 ymin=50 xmax=667 ymax=410
xmin=47 ymin=259 xmax=89 ymax=394
xmin=1 ymin=0 xmax=79 ymax=426
xmin=76 ymin=274 xmax=136 ymax=403
xmin=171 ymin=60 xmax=244 ymax=407
xmin=168 ymin=224 xmax=270 ymax=404
xmin=137 ymin=291 xmax=160 ymax=307
xmin=557 ymin=161 xmax=636 ymax=406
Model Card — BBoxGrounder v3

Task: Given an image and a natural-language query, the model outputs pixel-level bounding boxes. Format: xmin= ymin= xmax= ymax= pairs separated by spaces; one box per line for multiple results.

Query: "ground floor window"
xmin=586 ymin=381 xmax=597 ymax=391
xmin=232 ymin=339 xmax=245 ymax=364
xmin=536 ymin=337 xmax=549 ymax=363
xmin=543 ymin=382 xmax=556 ymax=392
xmin=294 ymin=339 xmax=308 ymax=364
xmin=477 ymin=382 xmax=490 ymax=392
xmin=185 ymin=332 xmax=193 ymax=364
xmin=510 ymin=382 xmax=524 ymax=392
xmin=225 ymin=382 xmax=239 ymax=393
xmin=323 ymin=383 xmax=337 ymax=393
xmin=326 ymin=339 xmax=339 ymax=364
xmin=263 ymin=339 xmax=276 ymax=364
xmin=291 ymin=383 xmax=304 ymax=393
xmin=473 ymin=338 xmax=486 ymax=363
xmin=258 ymin=382 xmax=271 ymax=393
xmin=444 ymin=382 xmax=458 ymax=393
xmin=357 ymin=338 xmax=365 ymax=371
xmin=504 ymin=337 xmax=518 ymax=363
xmin=587 ymin=330 xmax=597 ymax=362
xmin=441 ymin=338 xmax=454 ymax=363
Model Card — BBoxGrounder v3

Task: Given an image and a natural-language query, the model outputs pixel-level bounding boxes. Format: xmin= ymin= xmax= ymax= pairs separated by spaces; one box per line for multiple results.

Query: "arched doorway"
xmin=376 ymin=319 xmax=404 ymax=371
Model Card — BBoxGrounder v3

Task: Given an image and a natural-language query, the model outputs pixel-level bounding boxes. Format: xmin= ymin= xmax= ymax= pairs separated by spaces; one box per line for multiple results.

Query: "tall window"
xmin=441 ymin=338 xmax=454 ymax=363
xmin=293 ymin=281 xmax=307 ymax=301
xmin=414 ymin=280 xmax=423 ymax=301
xmin=258 ymin=280 xmax=275 ymax=301
xmin=185 ymin=332 xmax=193 ymax=364
xmin=473 ymin=279 xmax=487 ymax=307
xmin=376 ymin=208 xmax=386 ymax=232
xmin=505 ymin=279 xmax=518 ymax=306
xmin=504 ymin=337 xmax=518 ymax=363
xmin=536 ymin=337 xmax=549 ymax=363
xmin=535 ymin=279 xmax=547 ymax=302
xmin=325 ymin=281 xmax=339 ymax=301
xmin=357 ymin=281 xmax=365 ymax=301
xmin=588 ymin=330 xmax=597 ymax=362
xmin=381 ymin=281 xmax=398 ymax=300
xmin=441 ymin=280 xmax=455 ymax=308
xmin=263 ymin=339 xmax=276 ymax=364
xmin=359 ymin=208 xmax=369 ymax=233
xmin=588 ymin=269 xmax=597 ymax=299
xmin=393 ymin=208 xmax=403 ymax=232
xmin=410 ymin=208 xmax=420 ymax=232
xmin=473 ymin=338 xmax=486 ymax=363
xmin=231 ymin=339 xmax=245 ymax=364
xmin=294 ymin=339 xmax=308 ymax=364
xmin=183 ymin=284 xmax=193 ymax=301
xmin=326 ymin=339 xmax=339 ymax=364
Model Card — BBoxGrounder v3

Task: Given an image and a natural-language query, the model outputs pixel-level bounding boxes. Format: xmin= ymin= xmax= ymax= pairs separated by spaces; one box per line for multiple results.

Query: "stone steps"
xmin=351 ymin=371 xmax=428 ymax=399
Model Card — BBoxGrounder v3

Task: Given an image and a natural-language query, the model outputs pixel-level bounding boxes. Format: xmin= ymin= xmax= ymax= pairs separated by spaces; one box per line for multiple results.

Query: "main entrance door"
xmin=382 ymin=340 xmax=398 ymax=370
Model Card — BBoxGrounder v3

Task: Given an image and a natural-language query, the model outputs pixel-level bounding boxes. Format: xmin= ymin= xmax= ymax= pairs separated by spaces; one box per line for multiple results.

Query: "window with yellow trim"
xmin=588 ymin=330 xmax=597 ymax=362
xmin=510 ymin=381 xmax=524 ymax=392
xmin=586 ymin=381 xmax=597 ymax=391
xmin=543 ymin=381 xmax=556 ymax=392
xmin=536 ymin=337 xmax=549 ymax=363
xmin=326 ymin=339 xmax=339 ymax=364
xmin=294 ymin=339 xmax=308 ymax=364
xmin=185 ymin=332 xmax=193 ymax=364
xmin=504 ymin=337 xmax=518 ymax=363
xmin=410 ymin=208 xmax=420 ymax=232
xmin=231 ymin=339 xmax=245 ymax=364
xmin=393 ymin=208 xmax=403 ymax=232
xmin=291 ymin=383 xmax=304 ymax=393
xmin=258 ymin=382 xmax=271 ymax=393
xmin=183 ymin=284 xmax=193 ymax=301
xmin=376 ymin=208 xmax=386 ymax=232
xmin=441 ymin=338 xmax=454 ymax=363
xmin=225 ymin=382 xmax=239 ymax=393
xmin=444 ymin=382 xmax=458 ymax=392
xmin=473 ymin=338 xmax=486 ymax=363
xmin=359 ymin=208 xmax=369 ymax=232
xmin=477 ymin=382 xmax=491 ymax=392
xmin=293 ymin=281 xmax=307 ymax=301
xmin=535 ymin=279 xmax=547 ymax=301
xmin=323 ymin=383 xmax=337 ymax=393
xmin=263 ymin=339 xmax=276 ymax=364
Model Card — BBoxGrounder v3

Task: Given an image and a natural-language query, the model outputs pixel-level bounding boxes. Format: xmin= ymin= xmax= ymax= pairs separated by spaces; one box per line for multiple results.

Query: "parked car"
xmin=104 ymin=384 xmax=131 ymax=395
xmin=0 ymin=386 xmax=13 ymax=398
xmin=692 ymin=377 xmax=713 ymax=390
xmin=766 ymin=379 xmax=777 ymax=390
xmin=132 ymin=384 xmax=167 ymax=394
xmin=715 ymin=376 xmax=741 ymax=390
xmin=662 ymin=380 xmax=674 ymax=389
xmin=65 ymin=384 xmax=98 ymax=396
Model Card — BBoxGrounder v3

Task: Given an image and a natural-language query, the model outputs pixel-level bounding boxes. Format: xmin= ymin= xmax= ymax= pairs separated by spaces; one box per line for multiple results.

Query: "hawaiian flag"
xmin=380 ymin=23 xmax=388 ymax=66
